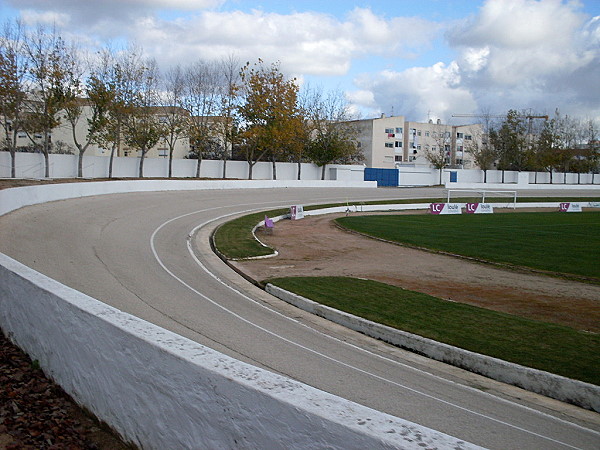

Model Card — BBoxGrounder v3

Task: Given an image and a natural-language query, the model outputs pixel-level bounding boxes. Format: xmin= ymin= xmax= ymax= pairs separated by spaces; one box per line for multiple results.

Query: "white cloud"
xmin=353 ymin=0 xmax=600 ymax=122
xmin=353 ymin=62 xmax=478 ymax=122
xmin=118 ymin=8 xmax=440 ymax=78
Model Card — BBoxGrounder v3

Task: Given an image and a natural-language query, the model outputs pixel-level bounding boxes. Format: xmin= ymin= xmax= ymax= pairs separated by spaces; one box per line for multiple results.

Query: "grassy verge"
xmin=267 ymin=276 xmax=600 ymax=385
xmin=213 ymin=197 xmax=600 ymax=260
xmin=336 ymin=212 xmax=600 ymax=280
xmin=213 ymin=208 xmax=289 ymax=259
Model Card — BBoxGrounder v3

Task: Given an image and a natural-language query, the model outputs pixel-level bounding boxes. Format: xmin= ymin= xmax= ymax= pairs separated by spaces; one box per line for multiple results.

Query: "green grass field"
xmin=336 ymin=211 xmax=600 ymax=280
xmin=267 ymin=276 xmax=600 ymax=385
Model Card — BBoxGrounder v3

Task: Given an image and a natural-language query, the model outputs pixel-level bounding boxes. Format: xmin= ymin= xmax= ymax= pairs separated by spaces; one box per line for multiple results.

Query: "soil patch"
xmin=234 ymin=212 xmax=600 ymax=333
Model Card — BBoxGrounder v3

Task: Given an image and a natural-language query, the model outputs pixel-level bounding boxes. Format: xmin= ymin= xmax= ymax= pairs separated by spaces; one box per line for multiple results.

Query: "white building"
xmin=346 ymin=115 xmax=484 ymax=170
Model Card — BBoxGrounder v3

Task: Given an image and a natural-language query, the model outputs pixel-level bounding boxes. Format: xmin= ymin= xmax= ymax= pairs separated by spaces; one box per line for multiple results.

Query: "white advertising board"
xmin=429 ymin=203 xmax=461 ymax=215
xmin=290 ymin=205 xmax=305 ymax=220
xmin=465 ymin=203 xmax=494 ymax=214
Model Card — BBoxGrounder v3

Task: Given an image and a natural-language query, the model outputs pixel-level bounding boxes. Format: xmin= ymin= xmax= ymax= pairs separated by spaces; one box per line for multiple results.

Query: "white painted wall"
xmin=1 ymin=254 xmax=481 ymax=449
xmin=0 ymin=151 xmax=358 ymax=182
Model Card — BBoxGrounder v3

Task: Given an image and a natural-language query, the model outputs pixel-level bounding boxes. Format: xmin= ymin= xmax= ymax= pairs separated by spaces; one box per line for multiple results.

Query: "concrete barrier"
xmin=0 ymin=179 xmax=377 ymax=216
xmin=0 ymin=181 xmax=481 ymax=448
xmin=265 ymin=285 xmax=600 ymax=413
xmin=0 ymin=254 xmax=479 ymax=449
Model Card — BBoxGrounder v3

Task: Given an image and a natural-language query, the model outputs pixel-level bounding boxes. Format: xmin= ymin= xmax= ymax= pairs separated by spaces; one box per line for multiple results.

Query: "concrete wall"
xmin=0 ymin=178 xmax=376 ymax=217
xmin=0 ymin=255 xmax=480 ymax=449
xmin=0 ymin=151 xmax=360 ymax=182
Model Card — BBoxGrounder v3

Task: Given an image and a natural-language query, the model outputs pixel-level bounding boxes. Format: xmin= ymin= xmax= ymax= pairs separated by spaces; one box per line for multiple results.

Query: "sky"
xmin=1 ymin=0 xmax=599 ymax=124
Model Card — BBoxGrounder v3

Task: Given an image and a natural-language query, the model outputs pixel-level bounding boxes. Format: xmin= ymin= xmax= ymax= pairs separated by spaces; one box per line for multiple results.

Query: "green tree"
xmin=23 ymin=25 xmax=73 ymax=177
xmin=238 ymin=59 xmax=301 ymax=180
xmin=0 ymin=19 xmax=27 ymax=178
xmin=490 ymin=110 xmax=527 ymax=182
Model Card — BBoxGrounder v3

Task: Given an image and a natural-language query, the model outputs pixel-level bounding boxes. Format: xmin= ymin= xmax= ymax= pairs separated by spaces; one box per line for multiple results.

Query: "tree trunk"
xmin=222 ymin=157 xmax=227 ymax=179
xmin=139 ymin=151 xmax=146 ymax=178
xmin=272 ymin=157 xmax=277 ymax=180
xmin=10 ymin=149 xmax=16 ymax=178
xmin=78 ymin=150 xmax=84 ymax=178
xmin=439 ymin=167 xmax=442 ymax=185
xmin=168 ymin=147 xmax=174 ymax=178
xmin=549 ymin=170 xmax=553 ymax=184
xmin=321 ymin=164 xmax=326 ymax=180
xmin=483 ymin=169 xmax=487 ymax=183
xmin=297 ymin=160 xmax=301 ymax=180
xmin=248 ymin=161 xmax=253 ymax=180
xmin=109 ymin=146 xmax=115 ymax=178
xmin=196 ymin=157 xmax=202 ymax=178
xmin=501 ymin=170 xmax=505 ymax=183
xmin=43 ymin=151 xmax=49 ymax=178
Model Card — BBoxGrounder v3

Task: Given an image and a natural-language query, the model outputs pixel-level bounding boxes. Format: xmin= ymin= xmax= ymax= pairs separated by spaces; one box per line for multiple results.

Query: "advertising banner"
xmin=559 ymin=202 xmax=582 ymax=212
xmin=429 ymin=203 xmax=461 ymax=215
xmin=290 ymin=205 xmax=305 ymax=220
xmin=465 ymin=203 xmax=494 ymax=214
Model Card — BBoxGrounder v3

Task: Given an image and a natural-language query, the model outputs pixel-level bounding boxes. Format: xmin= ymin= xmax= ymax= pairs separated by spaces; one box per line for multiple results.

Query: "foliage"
xmin=238 ymin=59 xmax=303 ymax=179
xmin=490 ymin=109 xmax=527 ymax=172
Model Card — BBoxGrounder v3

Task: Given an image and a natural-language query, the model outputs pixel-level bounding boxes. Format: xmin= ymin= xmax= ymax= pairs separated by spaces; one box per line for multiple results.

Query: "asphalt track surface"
xmin=1 ymin=186 xmax=599 ymax=449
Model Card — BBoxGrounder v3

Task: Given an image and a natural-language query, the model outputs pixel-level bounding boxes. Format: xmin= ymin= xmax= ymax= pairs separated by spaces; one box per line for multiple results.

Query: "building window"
xmin=395 ymin=155 xmax=402 ymax=162
xmin=417 ymin=130 xmax=422 ymax=136
xmin=17 ymin=131 xmax=27 ymax=138
xmin=465 ymin=135 xmax=472 ymax=140
xmin=425 ymin=131 xmax=430 ymax=137
xmin=417 ymin=145 xmax=421 ymax=150
xmin=394 ymin=141 xmax=402 ymax=148
xmin=385 ymin=142 xmax=393 ymax=148
xmin=385 ymin=128 xmax=394 ymax=134
xmin=457 ymin=132 xmax=464 ymax=139
xmin=395 ymin=127 xmax=403 ymax=134
xmin=158 ymin=148 xmax=168 ymax=158
xmin=413 ymin=149 xmax=418 ymax=154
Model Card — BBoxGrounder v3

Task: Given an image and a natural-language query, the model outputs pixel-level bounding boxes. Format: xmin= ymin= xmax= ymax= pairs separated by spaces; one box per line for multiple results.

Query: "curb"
xmin=265 ymin=284 xmax=600 ymax=412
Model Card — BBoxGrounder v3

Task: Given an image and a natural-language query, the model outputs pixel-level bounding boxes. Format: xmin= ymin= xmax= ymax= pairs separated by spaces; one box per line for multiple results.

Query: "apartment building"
xmin=347 ymin=115 xmax=484 ymax=169
xmin=349 ymin=115 xmax=406 ymax=169
xmin=2 ymin=102 xmax=206 ymax=160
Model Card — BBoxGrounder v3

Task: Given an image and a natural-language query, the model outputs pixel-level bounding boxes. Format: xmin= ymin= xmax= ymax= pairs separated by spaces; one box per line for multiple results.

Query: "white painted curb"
xmin=265 ymin=284 xmax=600 ymax=413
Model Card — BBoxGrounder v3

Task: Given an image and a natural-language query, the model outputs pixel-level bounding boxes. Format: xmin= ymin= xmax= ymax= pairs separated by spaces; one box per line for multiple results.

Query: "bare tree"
xmin=215 ymin=55 xmax=242 ymax=179
xmin=183 ymin=59 xmax=220 ymax=178
xmin=425 ymin=126 xmax=451 ymax=185
xmin=160 ymin=65 xmax=188 ymax=177
xmin=464 ymin=128 xmax=496 ymax=182
xmin=302 ymin=85 xmax=359 ymax=180
xmin=0 ymin=19 xmax=27 ymax=178
xmin=122 ymin=57 xmax=163 ymax=178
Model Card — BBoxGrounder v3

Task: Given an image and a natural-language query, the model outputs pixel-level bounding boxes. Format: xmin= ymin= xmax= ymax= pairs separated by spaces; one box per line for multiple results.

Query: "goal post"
xmin=446 ymin=189 xmax=517 ymax=208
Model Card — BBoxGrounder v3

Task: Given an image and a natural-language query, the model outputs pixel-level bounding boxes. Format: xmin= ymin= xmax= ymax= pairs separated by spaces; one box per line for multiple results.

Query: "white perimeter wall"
xmin=0 ymin=151 xmax=362 ymax=182
xmin=0 ymin=182 xmax=477 ymax=449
